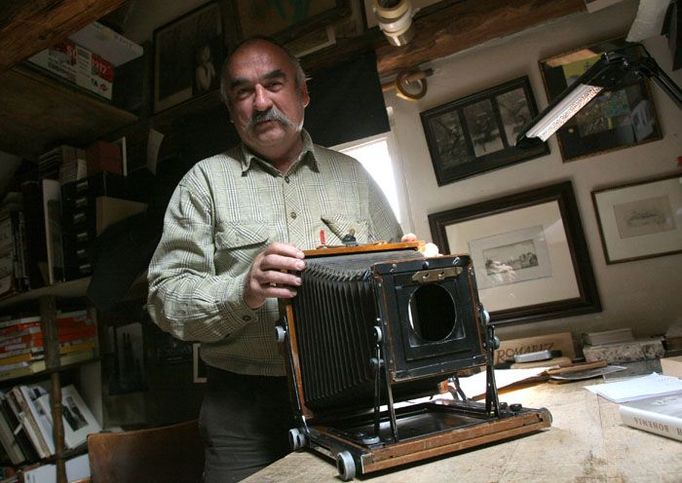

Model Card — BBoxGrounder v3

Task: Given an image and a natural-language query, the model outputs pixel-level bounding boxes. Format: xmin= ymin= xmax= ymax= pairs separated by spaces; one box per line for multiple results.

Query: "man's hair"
xmin=220 ymin=36 xmax=307 ymax=105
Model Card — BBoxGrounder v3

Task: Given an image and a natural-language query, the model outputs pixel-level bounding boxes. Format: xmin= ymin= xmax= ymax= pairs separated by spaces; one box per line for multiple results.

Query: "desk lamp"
xmin=516 ymin=43 xmax=682 ymax=148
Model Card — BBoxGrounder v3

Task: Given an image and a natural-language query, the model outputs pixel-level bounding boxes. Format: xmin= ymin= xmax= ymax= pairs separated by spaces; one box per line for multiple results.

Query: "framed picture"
xmin=153 ymin=2 xmax=224 ymax=113
xmin=420 ymin=76 xmax=549 ymax=186
xmin=428 ymin=181 xmax=601 ymax=325
xmin=592 ymin=173 xmax=682 ymax=264
xmin=226 ymin=0 xmax=350 ymax=43
xmin=539 ymin=38 xmax=662 ymax=161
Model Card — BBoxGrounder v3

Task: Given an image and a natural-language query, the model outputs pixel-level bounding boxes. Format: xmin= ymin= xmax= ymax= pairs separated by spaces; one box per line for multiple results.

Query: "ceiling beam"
xmin=375 ymin=0 xmax=586 ymax=77
xmin=0 ymin=0 xmax=127 ymax=72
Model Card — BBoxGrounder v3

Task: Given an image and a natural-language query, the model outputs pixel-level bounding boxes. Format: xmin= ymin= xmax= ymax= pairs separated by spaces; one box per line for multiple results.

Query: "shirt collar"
xmin=239 ymin=129 xmax=320 ymax=175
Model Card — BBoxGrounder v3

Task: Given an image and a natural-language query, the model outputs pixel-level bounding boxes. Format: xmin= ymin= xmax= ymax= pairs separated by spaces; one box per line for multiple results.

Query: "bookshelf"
xmin=0 ymin=65 xmax=137 ymax=160
xmin=0 ymin=280 xmax=97 ymax=483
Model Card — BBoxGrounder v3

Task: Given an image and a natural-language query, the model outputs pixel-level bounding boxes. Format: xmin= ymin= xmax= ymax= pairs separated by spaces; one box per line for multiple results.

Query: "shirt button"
xmin=290 ymin=211 xmax=297 ymax=219
xmin=284 ymin=176 xmax=290 ymax=183
xmin=242 ymin=315 xmax=251 ymax=322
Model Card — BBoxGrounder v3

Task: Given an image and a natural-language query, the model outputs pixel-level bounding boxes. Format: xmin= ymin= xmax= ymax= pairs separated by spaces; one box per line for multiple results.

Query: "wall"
xmin=385 ymin=0 xmax=682 ymax=340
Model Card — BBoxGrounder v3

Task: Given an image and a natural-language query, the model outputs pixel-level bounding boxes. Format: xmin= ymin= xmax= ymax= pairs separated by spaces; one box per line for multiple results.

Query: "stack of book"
xmin=0 ymin=309 xmax=98 ymax=382
xmin=0 ymin=383 xmax=100 ymax=464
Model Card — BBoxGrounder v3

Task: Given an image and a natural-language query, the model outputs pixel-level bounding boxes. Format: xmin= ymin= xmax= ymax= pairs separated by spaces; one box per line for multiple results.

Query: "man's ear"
xmin=300 ymin=82 xmax=310 ymax=108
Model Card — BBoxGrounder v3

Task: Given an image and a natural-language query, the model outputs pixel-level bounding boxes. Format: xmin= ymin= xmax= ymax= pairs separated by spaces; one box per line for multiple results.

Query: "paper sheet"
xmin=584 ymin=372 xmax=682 ymax=403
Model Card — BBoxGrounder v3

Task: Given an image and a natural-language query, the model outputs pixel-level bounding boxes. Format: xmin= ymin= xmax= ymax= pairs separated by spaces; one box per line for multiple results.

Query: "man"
xmin=147 ymin=37 xmax=411 ymax=481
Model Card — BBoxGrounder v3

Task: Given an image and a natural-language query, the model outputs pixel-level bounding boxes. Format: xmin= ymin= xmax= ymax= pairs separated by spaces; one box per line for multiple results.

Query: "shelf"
xmin=0 ymin=65 xmax=137 ymax=160
xmin=0 ymin=277 xmax=91 ymax=310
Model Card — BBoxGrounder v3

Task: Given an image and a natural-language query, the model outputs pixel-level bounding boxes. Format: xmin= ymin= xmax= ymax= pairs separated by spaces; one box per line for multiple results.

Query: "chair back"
xmin=87 ymin=419 xmax=204 ymax=483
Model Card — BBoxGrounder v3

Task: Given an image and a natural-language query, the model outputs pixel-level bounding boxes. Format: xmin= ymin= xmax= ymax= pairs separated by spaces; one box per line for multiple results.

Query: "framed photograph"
xmin=226 ymin=0 xmax=350 ymax=43
xmin=420 ymin=76 xmax=549 ymax=186
xmin=539 ymin=38 xmax=662 ymax=161
xmin=153 ymin=2 xmax=224 ymax=113
xmin=592 ymin=173 xmax=682 ymax=264
xmin=428 ymin=181 xmax=601 ymax=325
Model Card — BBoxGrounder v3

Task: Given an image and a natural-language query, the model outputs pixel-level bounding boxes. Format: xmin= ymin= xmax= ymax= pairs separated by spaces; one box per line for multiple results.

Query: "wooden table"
xmin=244 ymin=380 xmax=682 ymax=482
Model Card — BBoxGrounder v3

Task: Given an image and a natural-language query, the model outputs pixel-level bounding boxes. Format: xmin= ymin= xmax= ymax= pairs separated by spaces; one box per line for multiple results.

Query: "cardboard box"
xmin=494 ymin=332 xmax=576 ymax=365
xmin=28 ymin=39 xmax=113 ymax=100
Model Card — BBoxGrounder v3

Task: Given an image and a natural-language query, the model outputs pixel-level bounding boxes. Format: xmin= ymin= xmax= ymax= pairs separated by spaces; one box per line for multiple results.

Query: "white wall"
xmin=385 ymin=0 xmax=682 ymax=340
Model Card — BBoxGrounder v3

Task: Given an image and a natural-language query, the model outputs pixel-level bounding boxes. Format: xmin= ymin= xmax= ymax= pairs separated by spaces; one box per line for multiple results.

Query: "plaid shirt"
xmin=147 ymin=131 xmax=403 ymax=376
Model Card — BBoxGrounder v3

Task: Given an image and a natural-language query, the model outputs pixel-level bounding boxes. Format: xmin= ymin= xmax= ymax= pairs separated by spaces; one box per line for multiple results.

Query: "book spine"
xmin=619 ymin=405 xmax=682 ymax=442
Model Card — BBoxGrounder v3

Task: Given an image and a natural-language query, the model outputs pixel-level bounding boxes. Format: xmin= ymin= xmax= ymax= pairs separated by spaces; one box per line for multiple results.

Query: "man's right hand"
xmin=243 ymin=242 xmax=306 ymax=309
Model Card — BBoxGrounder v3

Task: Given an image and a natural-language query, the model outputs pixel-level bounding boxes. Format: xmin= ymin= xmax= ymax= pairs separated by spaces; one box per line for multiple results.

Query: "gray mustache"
xmin=247 ymin=107 xmax=293 ymax=130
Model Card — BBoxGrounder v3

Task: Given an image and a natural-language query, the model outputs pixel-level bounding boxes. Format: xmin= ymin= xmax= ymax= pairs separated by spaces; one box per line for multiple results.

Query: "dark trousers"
xmin=198 ymin=367 xmax=295 ymax=482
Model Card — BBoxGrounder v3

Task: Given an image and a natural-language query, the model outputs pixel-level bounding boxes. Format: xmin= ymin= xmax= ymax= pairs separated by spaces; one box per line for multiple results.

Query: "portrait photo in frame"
xmin=420 ymin=76 xmax=549 ymax=186
xmin=592 ymin=173 xmax=682 ymax=264
xmin=539 ymin=38 xmax=662 ymax=161
xmin=226 ymin=0 xmax=350 ymax=42
xmin=153 ymin=2 xmax=224 ymax=113
xmin=428 ymin=181 xmax=601 ymax=325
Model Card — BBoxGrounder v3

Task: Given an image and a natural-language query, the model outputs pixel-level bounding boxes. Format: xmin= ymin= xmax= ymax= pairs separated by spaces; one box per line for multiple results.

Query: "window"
xmin=335 ymin=133 xmax=412 ymax=232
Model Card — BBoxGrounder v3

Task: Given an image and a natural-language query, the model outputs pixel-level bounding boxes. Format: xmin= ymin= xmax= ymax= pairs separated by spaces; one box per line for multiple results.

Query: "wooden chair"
xmin=87 ymin=419 xmax=204 ymax=483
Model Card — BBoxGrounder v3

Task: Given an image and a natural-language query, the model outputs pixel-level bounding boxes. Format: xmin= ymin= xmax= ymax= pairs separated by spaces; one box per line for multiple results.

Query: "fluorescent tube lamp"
xmin=517 ymin=43 xmax=682 ymax=148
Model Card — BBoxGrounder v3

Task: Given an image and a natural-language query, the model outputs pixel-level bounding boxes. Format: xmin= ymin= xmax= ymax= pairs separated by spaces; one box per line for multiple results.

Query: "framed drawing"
xmin=153 ymin=2 xmax=224 ymax=113
xmin=539 ymin=38 xmax=662 ymax=161
xmin=226 ymin=0 xmax=350 ymax=42
xmin=428 ymin=181 xmax=601 ymax=325
xmin=420 ymin=76 xmax=549 ymax=186
xmin=592 ymin=173 xmax=682 ymax=264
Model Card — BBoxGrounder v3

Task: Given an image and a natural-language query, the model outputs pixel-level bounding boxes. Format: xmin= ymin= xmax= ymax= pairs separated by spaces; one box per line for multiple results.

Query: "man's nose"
xmin=253 ymin=85 xmax=272 ymax=111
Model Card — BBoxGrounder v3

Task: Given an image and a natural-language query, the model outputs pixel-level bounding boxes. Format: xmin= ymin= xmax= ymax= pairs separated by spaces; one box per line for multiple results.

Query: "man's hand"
xmin=401 ymin=233 xmax=417 ymax=242
xmin=244 ymin=242 xmax=305 ymax=309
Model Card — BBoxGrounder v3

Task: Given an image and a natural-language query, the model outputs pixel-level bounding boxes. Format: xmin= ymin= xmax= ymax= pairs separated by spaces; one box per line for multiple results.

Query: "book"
xmin=21 ymin=452 xmax=90 ymax=483
xmin=17 ymin=385 xmax=54 ymax=456
xmin=0 ymin=392 xmax=26 ymax=464
xmin=42 ymin=180 xmax=64 ymax=285
xmin=35 ymin=385 xmax=101 ymax=449
xmin=68 ymin=21 xmax=143 ymax=66
xmin=619 ymin=393 xmax=682 ymax=442
xmin=582 ymin=327 xmax=634 ymax=346
xmin=6 ymin=388 xmax=49 ymax=459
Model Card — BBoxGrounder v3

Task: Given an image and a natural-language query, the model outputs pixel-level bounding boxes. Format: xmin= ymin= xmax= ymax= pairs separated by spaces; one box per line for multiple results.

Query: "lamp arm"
xmin=634 ymin=56 xmax=682 ymax=109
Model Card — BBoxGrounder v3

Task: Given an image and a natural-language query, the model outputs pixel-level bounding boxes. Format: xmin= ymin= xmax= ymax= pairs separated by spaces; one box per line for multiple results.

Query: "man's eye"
xmin=234 ymin=88 xmax=252 ymax=99
xmin=266 ymin=81 xmax=283 ymax=91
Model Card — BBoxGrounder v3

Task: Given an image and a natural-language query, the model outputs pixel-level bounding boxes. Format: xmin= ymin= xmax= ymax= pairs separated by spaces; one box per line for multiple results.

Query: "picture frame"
xmin=153 ymin=2 xmax=224 ymax=113
xmin=591 ymin=173 xmax=682 ymax=264
xmin=226 ymin=0 xmax=350 ymax=43
xmin=538 ymin=38 xmax=662 ymax=162
xmin=428 ymin=181 xmax=601 ymax=325
xmin=420 ymin=76 xmax=549 ymax=186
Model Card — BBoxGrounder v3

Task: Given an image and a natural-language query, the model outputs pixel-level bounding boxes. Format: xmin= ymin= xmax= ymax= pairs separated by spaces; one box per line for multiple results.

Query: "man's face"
xmin=225 ymin=41 xmax=309 ymax=158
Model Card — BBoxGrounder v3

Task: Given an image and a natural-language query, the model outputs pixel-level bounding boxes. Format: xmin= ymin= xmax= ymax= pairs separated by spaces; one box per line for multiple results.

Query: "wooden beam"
xmin=375 ymin=0 xmax=586 ymax=77
xmin=0 ymin=0 xmax=127 ymax=72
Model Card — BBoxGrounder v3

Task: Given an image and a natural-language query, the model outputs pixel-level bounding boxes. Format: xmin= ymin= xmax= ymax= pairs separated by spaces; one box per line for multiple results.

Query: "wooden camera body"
xmin=277 ymin=242 xmax=551 ymax=480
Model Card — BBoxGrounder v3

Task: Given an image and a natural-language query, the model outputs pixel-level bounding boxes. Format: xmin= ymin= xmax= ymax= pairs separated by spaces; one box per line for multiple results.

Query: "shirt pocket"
xmin=214 ymin=221 xmax=269 ymax=275
xmin=321 ymin=215 xmax=370 ymax=245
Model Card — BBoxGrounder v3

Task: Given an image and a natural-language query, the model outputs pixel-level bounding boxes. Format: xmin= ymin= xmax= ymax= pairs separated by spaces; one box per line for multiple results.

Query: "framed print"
xmin=226 ymin=0 xmax=350 ymax=43
xmin=420 ymin=76 xmax=549 ymax=186
xmin=428 ymin=181 xmax=601 ymax=325
xmin=153 ymin=2 xmax=224 ymax=113
xmin=592 ymin=173 xmax=682 ymax=264
xmin=539 ymin=38 xmax=662 ymax=161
